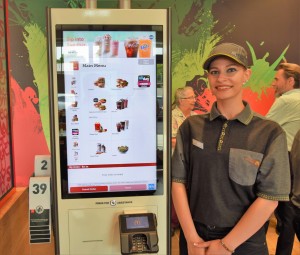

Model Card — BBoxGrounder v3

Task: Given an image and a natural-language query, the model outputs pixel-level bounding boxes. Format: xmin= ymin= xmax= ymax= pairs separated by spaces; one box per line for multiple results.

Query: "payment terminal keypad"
xmin=131 ymin=234 xmax=149 ymax=253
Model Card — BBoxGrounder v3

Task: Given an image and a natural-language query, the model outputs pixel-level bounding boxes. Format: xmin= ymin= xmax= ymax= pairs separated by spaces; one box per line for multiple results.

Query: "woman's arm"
xmin=172 ymin=137 xmax=177 ymax=148
xmin=172 ymin=182 xmax=205 ymax=255
xmin=195 ymin=197 xmax=278 ymax=254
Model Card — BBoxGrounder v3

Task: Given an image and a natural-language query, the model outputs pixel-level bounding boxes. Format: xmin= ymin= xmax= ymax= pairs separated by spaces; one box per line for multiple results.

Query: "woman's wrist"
xmin=220 ymin=239 xmax=235 ymax=254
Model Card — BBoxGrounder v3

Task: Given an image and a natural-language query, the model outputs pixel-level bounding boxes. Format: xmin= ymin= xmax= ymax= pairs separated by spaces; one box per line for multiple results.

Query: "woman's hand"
xmin=187 ymin=239 xmax=206 ymax=255
xmin=193 ymin=239 xmax=232 ymax=255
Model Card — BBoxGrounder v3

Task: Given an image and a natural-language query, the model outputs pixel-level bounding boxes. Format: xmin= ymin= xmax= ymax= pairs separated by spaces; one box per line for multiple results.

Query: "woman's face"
xmin=207 ymin=57 xmax=251 ymax=103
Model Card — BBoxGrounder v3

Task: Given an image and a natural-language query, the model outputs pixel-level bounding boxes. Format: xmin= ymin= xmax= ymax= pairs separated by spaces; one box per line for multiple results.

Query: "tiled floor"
xmin=171 ymin=215 xmax=300 ymax=255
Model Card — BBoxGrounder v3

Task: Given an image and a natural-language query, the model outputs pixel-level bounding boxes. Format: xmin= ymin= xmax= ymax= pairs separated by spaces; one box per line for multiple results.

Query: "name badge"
xmin=192 ymin=139 xmax=203 ymax=149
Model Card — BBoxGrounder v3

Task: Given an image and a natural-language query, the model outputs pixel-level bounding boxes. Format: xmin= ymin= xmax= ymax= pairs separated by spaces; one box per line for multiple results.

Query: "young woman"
xmin=172 ymin=43 xmax=291 ymax=255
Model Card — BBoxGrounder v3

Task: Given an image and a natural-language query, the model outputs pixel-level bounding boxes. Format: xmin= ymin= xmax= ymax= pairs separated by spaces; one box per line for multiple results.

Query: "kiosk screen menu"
xmin=56 ymin=25 xmax=162 ymax=198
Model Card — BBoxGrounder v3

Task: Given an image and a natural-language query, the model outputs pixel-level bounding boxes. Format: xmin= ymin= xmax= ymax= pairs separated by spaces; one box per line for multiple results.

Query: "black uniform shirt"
xmin=172 ymin=101 xmax=291 ymax=227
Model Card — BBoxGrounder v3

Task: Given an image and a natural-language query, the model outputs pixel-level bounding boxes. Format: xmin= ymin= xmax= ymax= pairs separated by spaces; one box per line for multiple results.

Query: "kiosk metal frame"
xmin=47 ymin=8 xmax=171 ymax=255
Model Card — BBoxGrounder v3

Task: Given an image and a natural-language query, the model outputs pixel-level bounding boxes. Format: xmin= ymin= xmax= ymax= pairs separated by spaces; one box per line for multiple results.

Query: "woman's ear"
xmin=244 ymin=68 xmax=252 ymax=81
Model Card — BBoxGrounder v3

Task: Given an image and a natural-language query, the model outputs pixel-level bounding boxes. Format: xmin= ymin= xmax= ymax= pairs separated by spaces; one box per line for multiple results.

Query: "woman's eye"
xmin=227 ymin=68 xmax=237 ymax=73
xmin=209 ymin=70 xmax=219 ymax=76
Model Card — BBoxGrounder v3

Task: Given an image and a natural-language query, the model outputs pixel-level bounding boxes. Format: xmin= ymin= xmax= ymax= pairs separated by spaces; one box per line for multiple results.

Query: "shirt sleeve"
xmin=172 ymin=126 xmax=188 ymax=184
xmin=172 ymin=116 xmax=178 ymax=138
xmin=266 ymin=97 xmax=285 ymax=125
xmin=256 ymin=131 xmax=291 ymax=201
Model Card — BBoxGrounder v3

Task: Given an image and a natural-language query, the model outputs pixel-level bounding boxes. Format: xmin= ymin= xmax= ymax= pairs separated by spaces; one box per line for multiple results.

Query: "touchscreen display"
xmin=126 ymin=216 xmax=150 ymax=230
xmin=56 ymin=27 xmax=161 ymax=197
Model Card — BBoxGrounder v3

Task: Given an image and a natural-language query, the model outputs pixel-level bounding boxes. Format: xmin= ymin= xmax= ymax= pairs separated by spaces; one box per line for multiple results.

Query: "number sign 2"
xmin=34 ymin=155 xmax=51 ymax=177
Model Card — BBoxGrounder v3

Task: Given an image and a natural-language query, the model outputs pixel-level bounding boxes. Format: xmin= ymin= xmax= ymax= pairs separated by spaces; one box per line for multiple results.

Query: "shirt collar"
xmin=282 ymin=88 xmax=300 ymax=96
xmin=174 ymin=106 xmax=197 ymax=117
xmin=209 ymin=101 xmax=253 ymax=125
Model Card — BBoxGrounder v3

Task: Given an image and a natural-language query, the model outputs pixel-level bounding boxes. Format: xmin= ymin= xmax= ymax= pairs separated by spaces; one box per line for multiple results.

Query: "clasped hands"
xmin=188 ymin=239 xmax=233 ymax=255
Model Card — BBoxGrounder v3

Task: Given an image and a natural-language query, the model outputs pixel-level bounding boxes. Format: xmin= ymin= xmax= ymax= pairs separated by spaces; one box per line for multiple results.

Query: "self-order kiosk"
xmin=47 ymin=8 xmax=171 ymax=255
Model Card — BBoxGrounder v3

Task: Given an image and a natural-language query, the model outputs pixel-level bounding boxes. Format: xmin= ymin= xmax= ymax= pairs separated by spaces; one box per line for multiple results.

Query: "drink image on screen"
xmin=111 ymin=40 xmax=119 ymax=57
xmin=96 ymin=143 xmax=106 ymax=154
xmin=123 ymin=99 xmax=128 ymax=108
xmin=116 ymin=99 xmax=128 ymax=110
xmin=94 ymin=36 xmax=102 ymax=56
xmin=139 ymin=38 xmax=152 ymax=58
xmin=124 ymin=38 xmax=139 ymax=58
xmin=103 ymin=34 xmax=111 ymax=53
xmin=71 ymin=77 xmax=76 ymax=85
xmin=116 ymin=121 xmax=128 ymax=132
xmin=116 ymin=122 xmax=122 ymax=132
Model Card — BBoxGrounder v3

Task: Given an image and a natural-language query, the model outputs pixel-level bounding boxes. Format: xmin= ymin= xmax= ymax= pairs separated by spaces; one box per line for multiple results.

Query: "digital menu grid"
xmin=59 ymin=31 xmax=158 ymax=194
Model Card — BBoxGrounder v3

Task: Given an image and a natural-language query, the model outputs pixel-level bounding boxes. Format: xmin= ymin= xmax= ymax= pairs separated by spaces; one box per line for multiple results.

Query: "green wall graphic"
xmin=7 ymin=0 xmax=300 ymax=185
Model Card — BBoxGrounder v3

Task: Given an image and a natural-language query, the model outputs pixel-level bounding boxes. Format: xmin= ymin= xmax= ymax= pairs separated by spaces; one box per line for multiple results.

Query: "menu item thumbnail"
xmin=138 ymin=75 xmax=151 ymax=87
xmin=116 ymin=79 xmax=128 ymax=88
xmin=71 ymin=61 xmax=79 ymax=70
xmin=124 ymin=38 xmax=139 ymax=58
xmin=118 ymin=145 xmax=128 ymax=154
xmin=94 ymin=36 xmax=102 ymax=56
xmin=72 ymin=129 xmax=79 ymax=135
xmin=111 ymin=40 xmax=119 ymax=57
xmin=139 ymin=38 xmax=152 ymax=58
xmin=71 ymin=77 xmax=76 ymax=85
xmin=94 ymin=77 xmax=105 ymax=88
xmin=96 ymin=143 xmax=106 ymax=154
xmin=116 ymin=120 xmax=129 ymax=132
xmin=116 ymin=99 xmax=128 ymax=110
xmin=103 ymin=34 xmax=111 ymax=53
xmin=95 ymin=122 xmax=107 ymax=132
xmin=72 ymin=115 xmax=79 ymax=122
xmin=93 ymin=98 xmax=107 ymax=110
xmin=71 ymin=101 xmax=78 ymax=107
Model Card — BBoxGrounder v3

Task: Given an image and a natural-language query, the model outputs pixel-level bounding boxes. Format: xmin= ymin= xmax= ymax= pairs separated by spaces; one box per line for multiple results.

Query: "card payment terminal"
xmin=119 ymin=213 xmax=159 ymax=254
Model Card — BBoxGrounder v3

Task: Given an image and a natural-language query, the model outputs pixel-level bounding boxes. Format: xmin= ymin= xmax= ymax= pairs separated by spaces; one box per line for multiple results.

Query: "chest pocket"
xmin=229 ymin=148 xmax=264 ymax=186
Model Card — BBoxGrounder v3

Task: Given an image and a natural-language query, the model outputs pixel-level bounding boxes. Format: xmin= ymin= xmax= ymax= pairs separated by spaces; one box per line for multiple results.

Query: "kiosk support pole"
xmin=86 ymin=0 xmax=97 ymax=9
xmin=119 ymin=0 xmax=131 ymax=9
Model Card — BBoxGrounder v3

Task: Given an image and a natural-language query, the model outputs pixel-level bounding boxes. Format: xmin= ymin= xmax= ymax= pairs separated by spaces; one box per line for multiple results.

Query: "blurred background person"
xmin=290 ymin=129 xmax=300 ymax=244
xmin=171 ymin=86 xmax=197 ymax=236
xmin=266 ymin=63 xmax=300 ymax=255
xmin=266 ymin=63 xmax=300 ymax=150
xmin=172 ymin=86 xmax=197 ymax=149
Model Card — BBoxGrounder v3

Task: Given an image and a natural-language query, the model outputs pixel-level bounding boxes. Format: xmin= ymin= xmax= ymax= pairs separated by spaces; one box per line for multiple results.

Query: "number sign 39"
xmin=32 ymin=183 xmax=47 ymax=194
xmin=29 ymin=177 xmax=50 ymax=211
xmin=29 ymin=176 xmax=51 ymax=243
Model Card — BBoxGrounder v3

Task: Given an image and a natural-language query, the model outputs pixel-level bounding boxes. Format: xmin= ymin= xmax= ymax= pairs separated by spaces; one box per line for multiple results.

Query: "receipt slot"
xmin=119 ymin=213 xmax=159 ymax=254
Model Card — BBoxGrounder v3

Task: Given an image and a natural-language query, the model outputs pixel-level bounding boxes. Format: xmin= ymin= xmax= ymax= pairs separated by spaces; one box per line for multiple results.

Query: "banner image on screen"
xmin=56 ymin=26 xmax=162 ymax=198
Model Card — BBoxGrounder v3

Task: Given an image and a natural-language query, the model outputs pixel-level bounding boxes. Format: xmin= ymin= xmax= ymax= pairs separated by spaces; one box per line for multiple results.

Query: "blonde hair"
xmin=172 ymin=86 xmax=194 ymax=110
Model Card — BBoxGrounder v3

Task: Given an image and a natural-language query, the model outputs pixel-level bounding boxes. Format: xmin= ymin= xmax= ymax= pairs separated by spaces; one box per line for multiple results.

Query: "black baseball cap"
xmin=203 ymin=43 xmax=248 ymax=70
